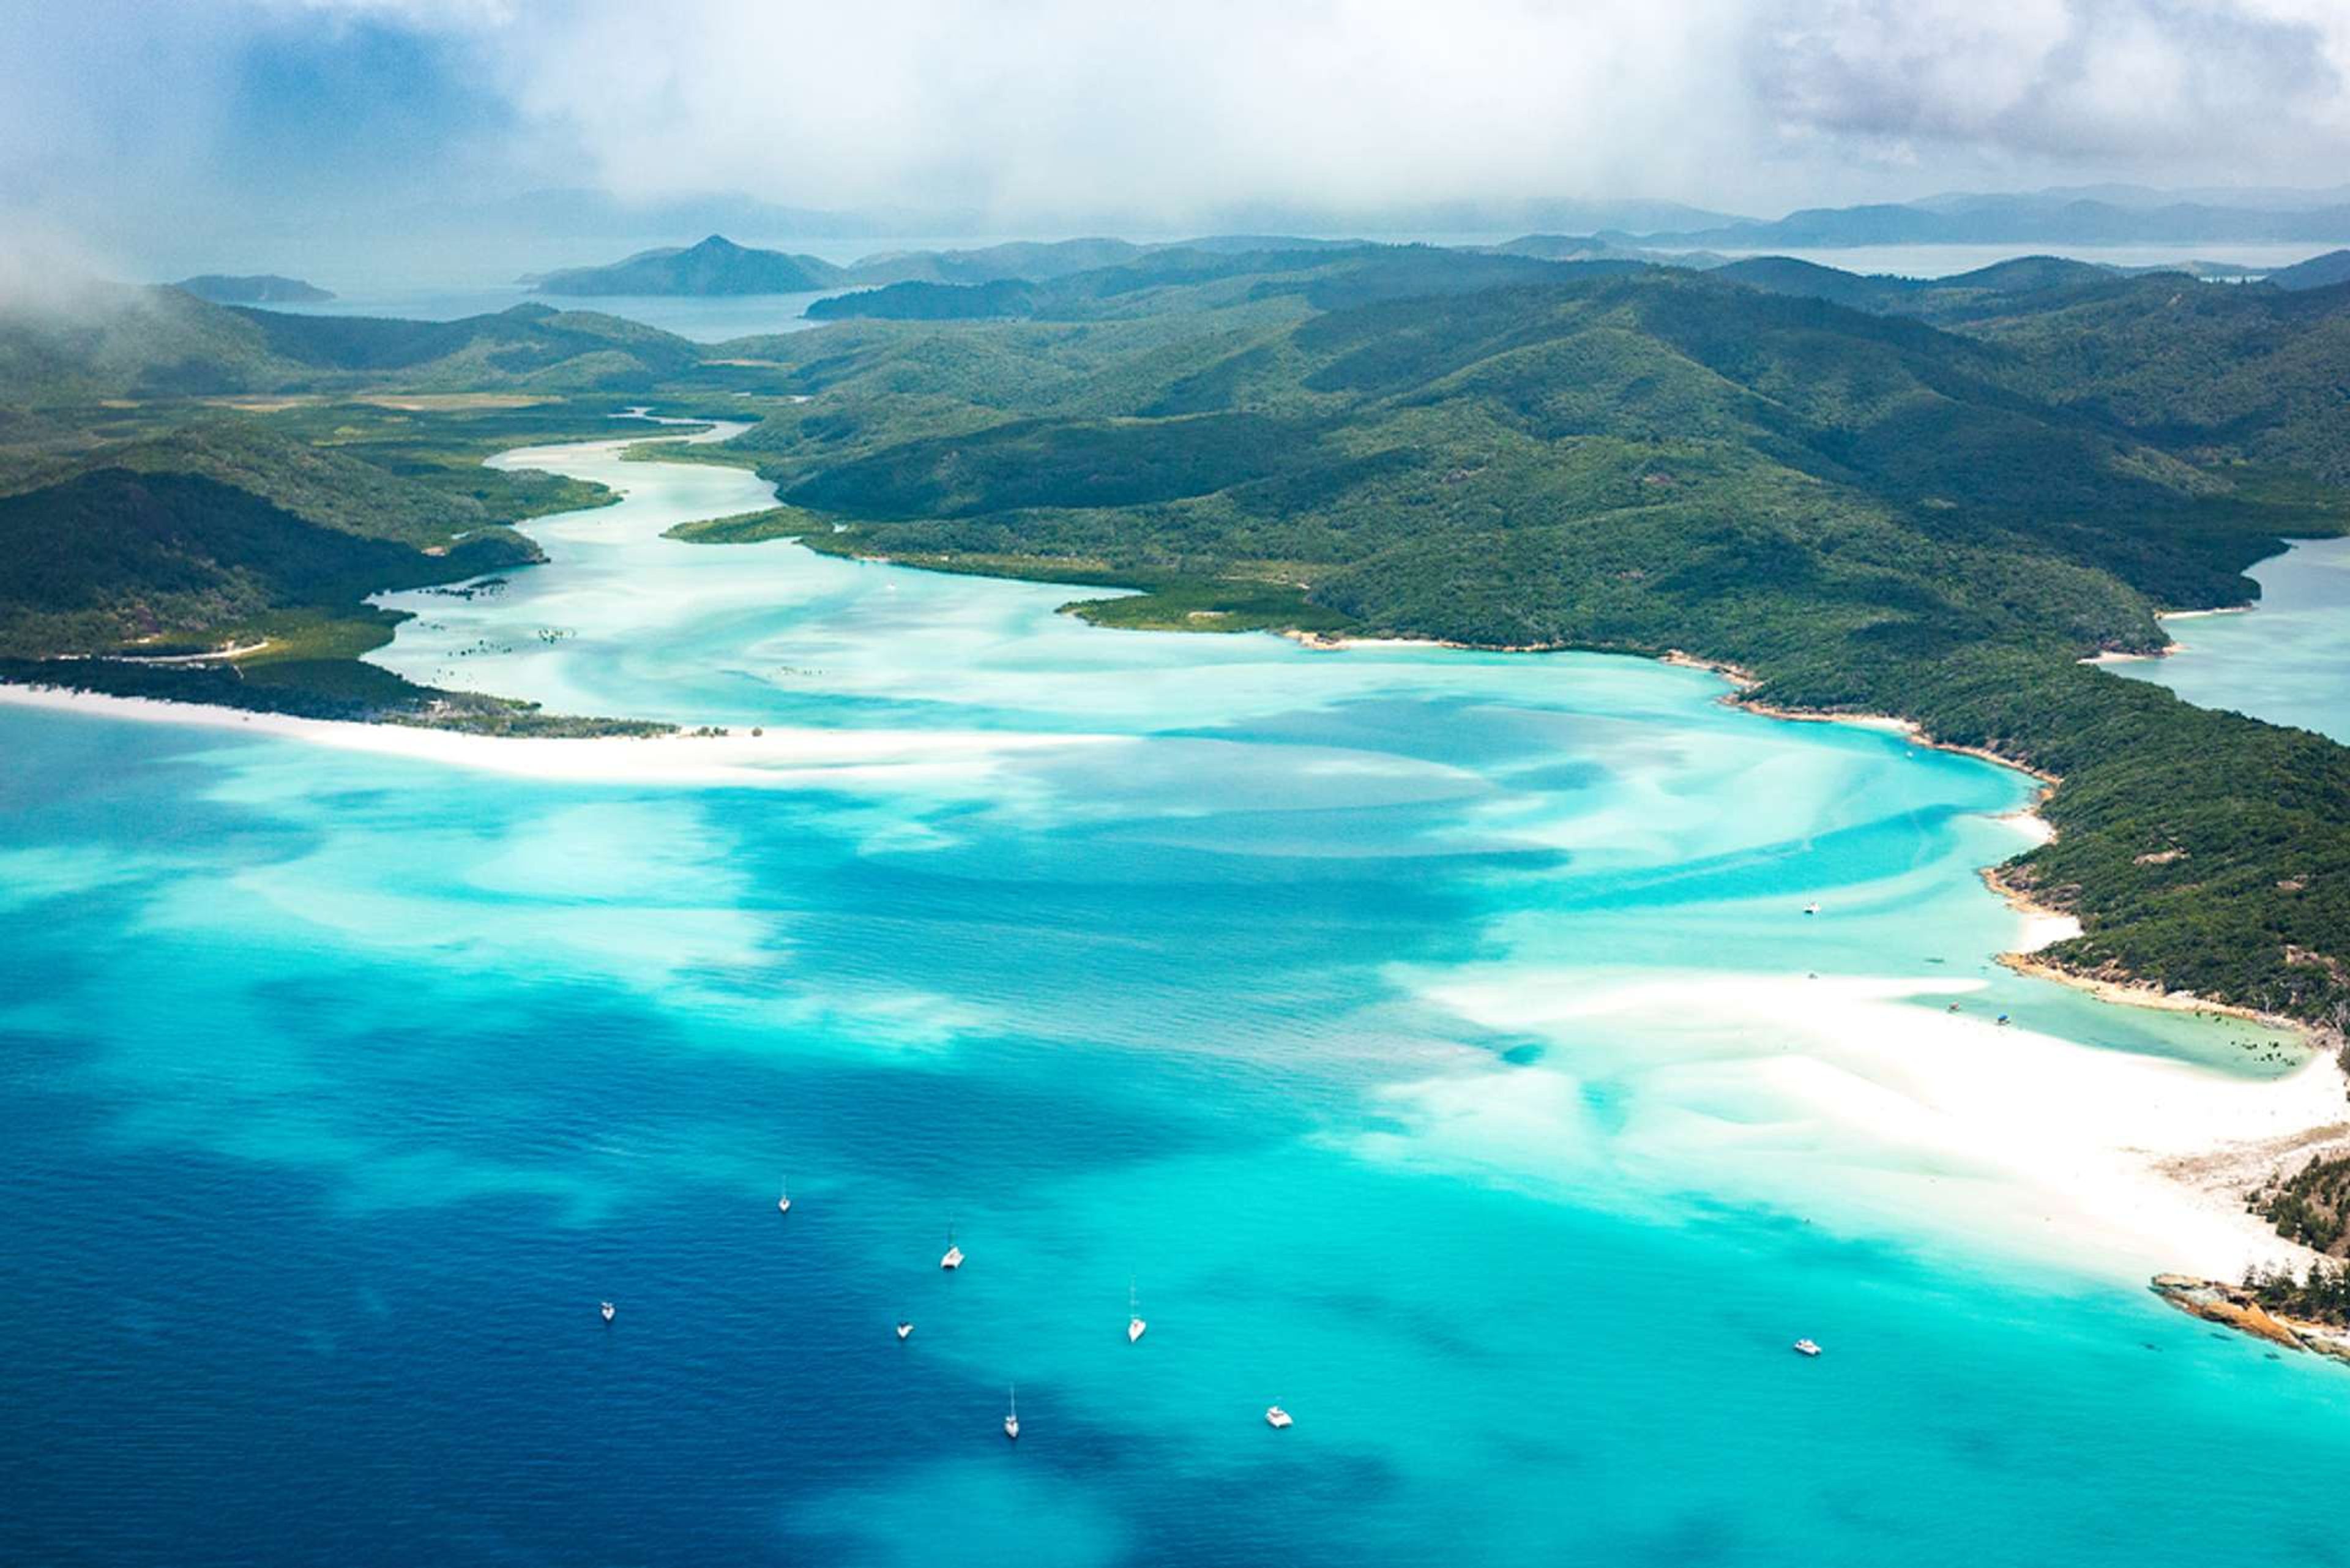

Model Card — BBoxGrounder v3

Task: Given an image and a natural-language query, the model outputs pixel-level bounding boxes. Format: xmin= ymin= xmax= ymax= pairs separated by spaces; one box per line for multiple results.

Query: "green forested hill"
xmin=0 ymin=393 xmax=676 ymax=727
xmin=0 ymin=467 xmax=539 ymax=657
xmin=1961 ymin=277 xmax=2350 ymax=482
xmin=0 ymin=287 xmax=709 ymax=398
xmin=532 ymin=235 xmax=844 ymax=296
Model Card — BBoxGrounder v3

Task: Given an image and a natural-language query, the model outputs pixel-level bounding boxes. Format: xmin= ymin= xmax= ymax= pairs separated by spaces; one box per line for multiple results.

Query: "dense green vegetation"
xmin=0 ymin=389 xmax=701 ymax=728
xmin=806 ymin=279 xmax=1041 ymax=321
xmin=2255 ymin=1149 xmax=2350 ymax=1258
xmin=0 ymin=285 xmax=717 ymax=398
xmin=2245 ymin=1255 xmax=2350 ymax=1327
xmin=1963 ymin=277 xmax=2350 ymax=484
xmin=0 ymin=468 xmax=537 ymax=655
xmin=2265 ymin=250 xmax=2350 ymax=291
xmin=661 ymin=505 xmax=824 ymax=544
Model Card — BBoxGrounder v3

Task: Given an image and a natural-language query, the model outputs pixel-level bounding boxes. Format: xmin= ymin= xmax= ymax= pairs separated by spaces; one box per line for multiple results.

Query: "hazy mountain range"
xmin=1628 ymin=193 xmax=2350 ymax=249
xmin=523 ymin=233 xmax=1360 ymax=296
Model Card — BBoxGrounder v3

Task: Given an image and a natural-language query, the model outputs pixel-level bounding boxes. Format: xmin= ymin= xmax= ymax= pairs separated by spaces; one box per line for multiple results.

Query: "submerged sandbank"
xmin=0 ymin=684 xmax=1117 ymax=788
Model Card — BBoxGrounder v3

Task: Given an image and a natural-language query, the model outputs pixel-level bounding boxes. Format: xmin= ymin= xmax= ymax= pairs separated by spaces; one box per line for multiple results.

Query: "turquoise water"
xmin=2114 ymin=536 xmax=2350 ymax=742
xmin=5 ymin=430 xmax=2348 ymax=1566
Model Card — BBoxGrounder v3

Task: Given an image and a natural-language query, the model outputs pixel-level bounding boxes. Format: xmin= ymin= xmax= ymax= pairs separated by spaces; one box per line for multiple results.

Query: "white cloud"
xmin=1753 ymin=0 xmax=2350 ymax=166
xmin=7 ymin=0 xmax=2350 ymax=245
xmin=450 ymin=0 xmax=1766 ymax=221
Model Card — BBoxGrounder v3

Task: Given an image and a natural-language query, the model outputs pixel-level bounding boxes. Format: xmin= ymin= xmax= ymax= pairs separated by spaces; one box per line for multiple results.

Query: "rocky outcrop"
xmin=2151 ymin=1274 xmax=2350 ymax=1362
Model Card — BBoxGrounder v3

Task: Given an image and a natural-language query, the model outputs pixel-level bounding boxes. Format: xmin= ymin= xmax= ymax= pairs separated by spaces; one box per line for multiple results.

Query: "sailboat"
xmin=777 ymin=1178 xmax=791 ymax=1216
xmin=1004 ymin=1384 xmax=1020 ymax=1441
xmin=1127 ymin=1279 xmax=1146 ymax=1344
xmin=941 ymin=1225 xmax=964 ymax=1271
xmin=600 ymin=1301 xmax=616 ymax=1323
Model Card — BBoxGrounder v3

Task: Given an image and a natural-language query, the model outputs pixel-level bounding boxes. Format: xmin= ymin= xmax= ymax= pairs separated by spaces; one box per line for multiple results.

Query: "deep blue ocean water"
xmin=5 ymin=433 xmax=2348 ymax=1567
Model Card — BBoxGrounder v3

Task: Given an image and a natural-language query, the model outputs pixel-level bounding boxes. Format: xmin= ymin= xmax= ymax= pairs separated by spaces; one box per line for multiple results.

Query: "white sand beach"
xmin=1395 ymin=965 xmax=2344 ymax=1283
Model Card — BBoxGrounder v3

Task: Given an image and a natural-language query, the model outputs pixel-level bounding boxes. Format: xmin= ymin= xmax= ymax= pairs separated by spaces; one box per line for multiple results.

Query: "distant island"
xmin=531 ymin=235 xmax=843 ymax=296
xmin=174 ymin=274 xmax=334 ymax=304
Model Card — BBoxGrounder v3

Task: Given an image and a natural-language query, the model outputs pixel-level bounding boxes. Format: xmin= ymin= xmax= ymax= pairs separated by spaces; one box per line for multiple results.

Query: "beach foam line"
xmin=0 ymin=684 xmax=1121 ymax=788
xmin=1390 ymin=968 xmax=2342 ymax=1283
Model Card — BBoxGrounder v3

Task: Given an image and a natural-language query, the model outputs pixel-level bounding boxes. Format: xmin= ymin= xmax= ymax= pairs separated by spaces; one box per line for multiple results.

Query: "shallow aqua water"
xmin=2114 ymin=536 xmax=2350 ymax=742
xmin=4 ymin=433 xmax=2346 ymax=1566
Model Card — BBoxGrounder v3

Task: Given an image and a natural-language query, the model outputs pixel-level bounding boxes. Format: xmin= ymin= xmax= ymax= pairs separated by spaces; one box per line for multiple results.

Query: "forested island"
xmin=173 ymin=274 xmax=335 ymax=304
xmin=3 ymin=243 xmax=2347 ymax=1053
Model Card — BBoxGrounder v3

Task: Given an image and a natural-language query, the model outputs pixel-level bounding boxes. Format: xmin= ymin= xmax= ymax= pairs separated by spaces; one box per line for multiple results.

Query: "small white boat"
xmin=777 ymin=1178 xmax=792 ymax=1216
xmin=1793 ymin=1338 xmax=1822 ymax=1357
xmin=1004 ymin=1384 xmax=1020 ymax=1441
xmin=941 ymin=1225 xmax=964 ymax=1271
xmin=1265 ymin=1405 xmax=1292 ymax=1429
xmin=600 ymin=1301 xmax=616 ymax=1323
xmin=1803 ymin=902 xmax=1821 ymax=917
xmin=1127 ymin=1279 xmax=1146 ymax=1345
xmin=896 ymin=1320 xmax=914 ymax=1342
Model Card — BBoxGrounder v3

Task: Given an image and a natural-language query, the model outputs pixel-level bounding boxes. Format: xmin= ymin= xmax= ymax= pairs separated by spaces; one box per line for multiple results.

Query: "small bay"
xmin=2113 ymin=536 xmax=2350 ymax=742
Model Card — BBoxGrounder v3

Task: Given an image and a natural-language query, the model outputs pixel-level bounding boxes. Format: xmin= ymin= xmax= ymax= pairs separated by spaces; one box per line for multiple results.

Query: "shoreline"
xmin=1658 ymin=648 xmax=2350 ymax=1277
xmin=0 ymin=682 xmax=1114 ymax=786
xmin=1651 ymin=650 xmax=2311 ymax=1034
xmin=1404 ymin=966 xmax=2348 ymax=1284
xmin=2152 ymin=1274 xmax=2350 ymax=1364
xmin=9 ymin=427 xmax=2333 ymax=1291
xmin=2081 ymin=603 xmax=2258 ymax=666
